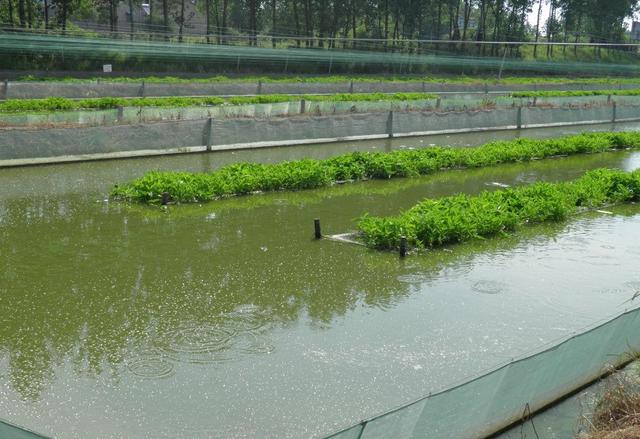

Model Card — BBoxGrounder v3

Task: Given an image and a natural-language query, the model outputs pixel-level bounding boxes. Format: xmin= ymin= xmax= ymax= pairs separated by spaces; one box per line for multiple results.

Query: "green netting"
xmin=0 ymin=419 xmax=49 ymax=439
xmin=4 ymin=97 xmax=635 ymax=129
xmin=325 ymin=307 xmax=640 ymax=439
xmin=2 ymin=104 xmax=639 ymax=164
xmin=6 ymin=79 xmax=640 ymax=101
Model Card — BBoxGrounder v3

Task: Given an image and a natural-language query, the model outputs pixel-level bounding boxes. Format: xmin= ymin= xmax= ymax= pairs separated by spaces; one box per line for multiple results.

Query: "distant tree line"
xmin=0 ymin=0 xmax=638 ymax=51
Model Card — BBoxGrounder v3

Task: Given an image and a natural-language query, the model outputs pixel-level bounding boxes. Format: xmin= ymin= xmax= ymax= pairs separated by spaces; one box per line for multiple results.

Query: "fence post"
xmin=436 ymin=97 xmax=441 ymax=109
xmin=399 ymin=236 xmax=407 ymax=258
xmin=205 ymin=118 xmax=213 ymax=151
xmin=349 ymin=80 xmax=354 ymax=94
xmin=116 ymin=106 xmax=124 ymax=123
xmin=300 ymin=99 xmax=306 ymax=114
xmin=1 ymin=79 xmax=8 ymax=100
xmin=387 ymin=110 xmax=394 ymax=138
xmin=139 ymin=80 xmax=146 ymax=97
xmin=257 ymin=80 xmax=263 ymax=95
xmin=516 ymin=106 xmax=522 ymax=130
xmin=314 ymin=219 xmax=322 ymax=239
xmin=612 ymin=101 xmax=617 ymax=123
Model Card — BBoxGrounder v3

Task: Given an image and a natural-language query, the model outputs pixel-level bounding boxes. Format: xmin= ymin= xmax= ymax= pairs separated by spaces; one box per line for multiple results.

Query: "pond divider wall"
xmin=6 ymin=95 xmax=640 ymax=129
xmin=4 ymin=80 xmax=640 ymax=100
xmin=1 ymin=104 xmax=638 ymax=167
xmin=324 ymin=305 xmax=640 ymax=439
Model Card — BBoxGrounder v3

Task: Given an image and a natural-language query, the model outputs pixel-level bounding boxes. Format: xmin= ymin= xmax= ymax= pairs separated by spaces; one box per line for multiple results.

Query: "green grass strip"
xmin=512 ymin=89 xmax=640 ymax=98
xmin=358 ymin=168 xmax=640 ymax=251
xmin=16 ymin=74 xmax=640 ymax=85
xmin=112 ymin=131 xmax=640 ymax=204
xmin=0 ymin=93 xmax=436 ymax=113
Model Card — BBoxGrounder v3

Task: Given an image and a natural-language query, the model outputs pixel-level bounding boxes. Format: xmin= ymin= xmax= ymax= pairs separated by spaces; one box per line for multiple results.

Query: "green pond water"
xmin=2 ymin=130 xmax=640 ymax=438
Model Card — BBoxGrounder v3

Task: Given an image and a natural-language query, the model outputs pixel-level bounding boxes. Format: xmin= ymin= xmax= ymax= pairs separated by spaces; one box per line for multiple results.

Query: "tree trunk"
xmin=546 ymin=1 xmax=554 ymax=57
xmin=249 ymin=0 xmax=257 ymax=46
xmin=533 ymin=0 xmax=543 ymax=57
xmin=179 ymin=0 xmax=185 ymax=42
xmin=271 ymin=0 xmax=276 ymax=48
xmin=462 ymin=0 xmax=470 ymax=41
xmin=221 ymin=0 xmax=228 ymax=43
xmin=206 ymin=0 xmax=211 ymax=43
xmin=18 ymin=0 xmax=25 ymax=27
xmin=303 ymin=0 xmax=312 ymax=47
xmin=60 ymin=0 xmax=67 ymax=33
xmin=129 ymin=0 xmax=134 ymax=40
xmin=163 ymin=0 xmax=169 ymax=39
xmin=27 ymin=0 xmax=33 ymax=27
xmin=44 ymin=0 xmax=49 ymax=29
xmin=292 ymin=0 xmax=300 ymax=47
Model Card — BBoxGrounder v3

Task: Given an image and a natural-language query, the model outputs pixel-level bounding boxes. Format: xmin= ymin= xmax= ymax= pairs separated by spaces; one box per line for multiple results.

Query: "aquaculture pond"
xmin=2 ymin=140 xmax=640 ymax=438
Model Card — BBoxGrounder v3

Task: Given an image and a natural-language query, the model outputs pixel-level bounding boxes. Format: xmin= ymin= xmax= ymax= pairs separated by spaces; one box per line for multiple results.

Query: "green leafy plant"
xmin=111 ymin=132 xmax=640 ymax=204
xmin=357 ymin=168 xmax=640 ymax=250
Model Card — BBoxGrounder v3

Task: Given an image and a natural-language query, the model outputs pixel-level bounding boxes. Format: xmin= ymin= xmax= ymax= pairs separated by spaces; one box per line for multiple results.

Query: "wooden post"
xmin=314 ymin=218 xmax=322 ymax=239
xmin=436 ymin=97 xmax=441 ymax=109
xmin=161 ymin=192 xmax=170 ymax=205
xmin=300 ymin=99 xmax=306 ymax=114
xmin=612 ymin=101 xmax=617 ymax=123
xmin=516 ymin=106 xmax=522 ymax=130
xmin=399 ymin=236 xmax=407 ymax=258
xmin=387 ymin=111 xmax=394 ymax=138
xmin=349 ymin=80 xmax=354 ymax=94
xmin=116 ymin=106 xmax=124 ymax=123
xmin=139 ymin=80 xmax=146 ymax=97
xmin=257 ymin=80 xmax=262 ymax=95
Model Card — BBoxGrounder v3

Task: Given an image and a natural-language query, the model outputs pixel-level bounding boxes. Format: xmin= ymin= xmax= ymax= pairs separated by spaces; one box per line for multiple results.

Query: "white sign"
xmin=103 ymin=64 xmax=113 ymax=73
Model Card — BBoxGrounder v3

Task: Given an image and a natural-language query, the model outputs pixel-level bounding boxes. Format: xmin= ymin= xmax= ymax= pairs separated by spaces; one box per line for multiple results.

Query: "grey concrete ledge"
xmin=3 ymin=80 xmax=640 ymax=100
xmin=0 ymin=104 xmax=636 ymax=168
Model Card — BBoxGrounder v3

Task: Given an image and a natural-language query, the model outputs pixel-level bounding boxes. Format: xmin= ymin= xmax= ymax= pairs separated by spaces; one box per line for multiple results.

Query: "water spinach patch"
xmin=357 ymin=168 xmax=640 ymax=251
xmin=112 ymin=132 xmax=640 ymax=204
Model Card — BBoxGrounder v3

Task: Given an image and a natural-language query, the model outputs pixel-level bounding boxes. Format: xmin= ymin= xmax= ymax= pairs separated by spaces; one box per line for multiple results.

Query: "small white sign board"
xmin=103 ymin=64 xmax=113 ymax=73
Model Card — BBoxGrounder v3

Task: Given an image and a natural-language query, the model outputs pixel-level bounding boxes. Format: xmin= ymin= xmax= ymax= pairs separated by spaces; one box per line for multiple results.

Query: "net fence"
xmin=3 ymin=96 xmax=639 ymax=129
xmin=3 ymin=31 xmax=640 ymax=76
xmin=324 ymin=305 xmax=640 ymax=439
xmin=1 ymin=103 xmax=638 ymax=165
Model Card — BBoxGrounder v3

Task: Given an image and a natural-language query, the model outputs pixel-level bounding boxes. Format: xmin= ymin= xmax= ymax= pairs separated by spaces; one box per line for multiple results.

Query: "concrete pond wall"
xmin=4 ymin=96 xmax=640 ymax=129
xmin=3 ymin=80 xmax=640 ymax=100
xmin=0 ymin=103 xmax=637 ymax=166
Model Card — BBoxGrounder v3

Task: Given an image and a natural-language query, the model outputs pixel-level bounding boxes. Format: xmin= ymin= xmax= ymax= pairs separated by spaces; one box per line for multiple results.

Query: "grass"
xmin=112 ymin=131 xmax=640 ymax=204
xmin=14 ymin=74 xmax=640 ymax=85
xmin=0 ymin=93 xmax=436 ymax=113
xmin=579 ymin=372 xmax=640 ymax=439
xmin=357 ymin=168 xmax=640 ymax=251
xmin=512 ymin=90 xmax=640 ymax=98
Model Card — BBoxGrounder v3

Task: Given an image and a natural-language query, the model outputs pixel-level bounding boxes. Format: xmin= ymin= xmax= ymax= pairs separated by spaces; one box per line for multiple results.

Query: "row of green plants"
xmin=357 ymin=168 xmax=640 ymax=250
xmin=16 ymin=74 xmax=640 ymax=85
xmin=111 ymin=131 xmax=640 ymax=204
xmin=0 ymin=93 xmax=437 ymax=113
xmin=512 ymin=89 xmax=640 ymax=98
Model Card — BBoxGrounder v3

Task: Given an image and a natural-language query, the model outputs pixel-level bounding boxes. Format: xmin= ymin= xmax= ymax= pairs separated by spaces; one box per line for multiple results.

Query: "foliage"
xmin=357 ymin=168 xmax=640 ymax=250
xmin=112 ymin=131 xmax=640 ymax=203
xmin=15 ymin=74 xmax=640 ymax=86
xmin=0 ymin=93 xmax=437 ymax=113
xmin=512 ymin=90 xmax=640 ymax=98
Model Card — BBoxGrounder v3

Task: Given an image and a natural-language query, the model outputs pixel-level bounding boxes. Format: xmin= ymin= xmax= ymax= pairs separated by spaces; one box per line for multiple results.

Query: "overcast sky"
xmin=525 ymin=0 xmax=635 ymax=30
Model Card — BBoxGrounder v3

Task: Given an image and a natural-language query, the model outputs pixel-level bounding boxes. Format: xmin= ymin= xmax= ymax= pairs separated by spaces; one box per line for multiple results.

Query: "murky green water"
xmin=2 ymin=133 xmax=640 ymax=438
